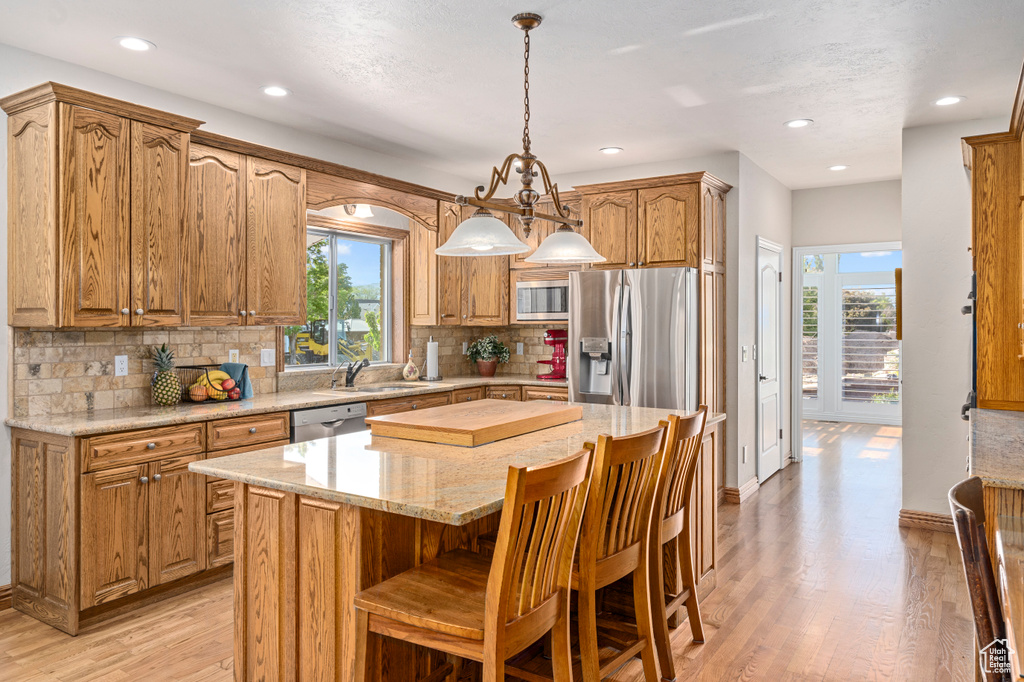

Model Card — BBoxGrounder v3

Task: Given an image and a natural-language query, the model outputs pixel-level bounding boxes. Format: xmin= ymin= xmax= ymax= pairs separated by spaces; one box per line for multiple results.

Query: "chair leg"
xmin=353 ymin=608 xmax=369 ymax=682
xmin=578 ymin=585 xmax=602 ymax=681
xmin=665 ymin=537 xmax=684 ymax=629
xmin=446 ymin=653 xmax=463 ymax=682
xmin=632 ymin=564 xmax=662 ymax=682
xmin=551 ymin=597 xmax=574 ymax=682
xmin=678 ymin=532 xmax=705 ymax=643
xmin=648 ymin=539 xmax=676 ymax=681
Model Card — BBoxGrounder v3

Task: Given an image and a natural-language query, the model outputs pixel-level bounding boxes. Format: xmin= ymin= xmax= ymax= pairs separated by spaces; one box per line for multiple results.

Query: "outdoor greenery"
xmin=802 ymin=287 xmax=896 ymax=336
xmin=467 ymin=335 xmax=511 ymax=363
xmin=364 ymin=310 xmax=382 ymax=353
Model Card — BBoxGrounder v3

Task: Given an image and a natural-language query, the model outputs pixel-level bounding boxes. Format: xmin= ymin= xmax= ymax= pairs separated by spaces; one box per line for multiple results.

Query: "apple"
xmin=221 ymin=378 xmax=236 ymax=391
xmin=228 ymin=387 xmax=241 ymax=400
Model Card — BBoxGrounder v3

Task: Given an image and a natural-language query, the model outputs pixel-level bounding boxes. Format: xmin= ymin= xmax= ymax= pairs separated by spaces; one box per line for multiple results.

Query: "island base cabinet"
xmin=231 ymin=483 xmax=499 ymax=682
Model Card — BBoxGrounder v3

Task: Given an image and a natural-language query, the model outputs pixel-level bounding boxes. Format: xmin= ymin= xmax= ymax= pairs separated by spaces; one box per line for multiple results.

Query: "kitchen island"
xmin=190 ymin=403 xmax=724 ymax=681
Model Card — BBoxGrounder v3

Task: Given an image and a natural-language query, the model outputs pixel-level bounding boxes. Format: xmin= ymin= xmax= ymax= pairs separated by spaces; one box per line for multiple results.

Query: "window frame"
xmin=278 ymin=214 xmax=410 ymax=371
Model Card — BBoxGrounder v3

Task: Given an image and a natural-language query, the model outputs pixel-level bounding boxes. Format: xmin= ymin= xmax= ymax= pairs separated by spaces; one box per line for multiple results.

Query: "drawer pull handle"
xmin=249 ymin=427 xmax=257 ymax=434
xmin=153 ymin=474 xmax=162 ymax=482
xmin=147 ymin=443 xmax=156 ymax=450
xmin=140 ymin=476 xmax=149 ymax=484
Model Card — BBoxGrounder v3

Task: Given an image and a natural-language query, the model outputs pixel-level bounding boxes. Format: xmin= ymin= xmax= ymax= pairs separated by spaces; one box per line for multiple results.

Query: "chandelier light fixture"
xmin=436 ymin=13 xmax=605 ymax=264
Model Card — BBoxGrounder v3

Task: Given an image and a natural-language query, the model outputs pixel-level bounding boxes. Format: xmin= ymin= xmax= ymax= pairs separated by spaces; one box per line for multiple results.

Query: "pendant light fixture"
xmin=437 ymin=13 xmax=604 ymax=263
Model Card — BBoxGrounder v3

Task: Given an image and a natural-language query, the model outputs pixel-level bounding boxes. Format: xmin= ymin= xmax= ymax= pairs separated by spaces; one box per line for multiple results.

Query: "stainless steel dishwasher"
xmin=290 ymin=403 xmax=368 ymax=443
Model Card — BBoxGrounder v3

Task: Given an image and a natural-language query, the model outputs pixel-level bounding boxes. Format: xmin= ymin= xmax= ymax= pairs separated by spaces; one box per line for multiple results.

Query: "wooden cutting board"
xmin=365 ymin=399 xmax=583 ymax=446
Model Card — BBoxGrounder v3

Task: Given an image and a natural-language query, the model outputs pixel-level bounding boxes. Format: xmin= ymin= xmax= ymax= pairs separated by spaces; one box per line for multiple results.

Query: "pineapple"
xmin=151 ymin=344 xmax=182 ymax=406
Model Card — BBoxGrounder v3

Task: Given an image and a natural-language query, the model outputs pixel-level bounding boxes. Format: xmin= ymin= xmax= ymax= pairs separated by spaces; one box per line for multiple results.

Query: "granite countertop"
xmin=189 ymin=404 xmax=726 ymax=526
xmin=5 ymin=376 xmax=568 ymax=437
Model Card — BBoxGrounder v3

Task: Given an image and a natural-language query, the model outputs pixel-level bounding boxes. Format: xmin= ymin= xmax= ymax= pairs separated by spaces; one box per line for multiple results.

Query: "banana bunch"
xmin=190 ymin=370 xmax=233 ymax=401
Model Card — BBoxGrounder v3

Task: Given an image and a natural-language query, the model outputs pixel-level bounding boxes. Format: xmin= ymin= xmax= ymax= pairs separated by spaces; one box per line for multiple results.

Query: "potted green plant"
xmin=467 ymin=335 xmax=510 ymax=378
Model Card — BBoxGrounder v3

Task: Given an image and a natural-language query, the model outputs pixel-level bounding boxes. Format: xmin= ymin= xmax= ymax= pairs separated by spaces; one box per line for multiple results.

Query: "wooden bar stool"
xmin=949 ymin=476 xmax=1011 ymax=682
xmin=573 ymin=424 xmax=668 ymax=681
xmin=352 ymin=446 xmax=594 ymax=682
xmin=649 ymin=408 xmax=708 ymax=682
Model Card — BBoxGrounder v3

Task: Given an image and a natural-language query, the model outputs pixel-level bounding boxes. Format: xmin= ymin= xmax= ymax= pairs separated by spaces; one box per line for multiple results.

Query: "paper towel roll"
xmin=426 ymin=338 xmax=439 ymax=378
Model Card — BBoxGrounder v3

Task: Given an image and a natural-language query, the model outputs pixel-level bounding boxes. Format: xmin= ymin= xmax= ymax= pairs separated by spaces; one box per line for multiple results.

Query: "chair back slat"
xmin=487 ymin=447 xmax=593 ymax=629
xmin=949 ymin=476 xmax=1010 ymax=682
xmin=658 ymin=408 xmax=708 ymax=524
xmin=582 ymin=425 xmax=667 ymax=566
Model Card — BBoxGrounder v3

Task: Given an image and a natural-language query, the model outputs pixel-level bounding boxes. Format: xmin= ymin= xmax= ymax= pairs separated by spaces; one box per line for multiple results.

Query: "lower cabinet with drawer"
xmin=366 ymin=391 xmax=452 ymax=417
xmin=524 ymin=387 xmax=569 ymax=402
xmin=452 ymin=386 xmax=486 ymax=403
xmin=9 ymin=410 xmax=290 ymax=635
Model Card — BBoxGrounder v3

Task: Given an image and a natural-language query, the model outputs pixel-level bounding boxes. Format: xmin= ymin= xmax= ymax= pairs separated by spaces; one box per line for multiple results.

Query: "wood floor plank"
xmin=0 ymin=421 xmax=975 ymax=681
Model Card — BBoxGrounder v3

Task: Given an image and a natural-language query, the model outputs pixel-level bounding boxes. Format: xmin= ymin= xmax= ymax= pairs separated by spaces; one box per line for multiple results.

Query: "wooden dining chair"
xmin=352 ymin=446 xmax=594 ymax=682
xmin=573 ymin=424 xmax=668 ymax=681
xmin=648 ymin=408 xmax=708 ymax=681
xmin=949 ymin=476 xmax=1011 ymax=682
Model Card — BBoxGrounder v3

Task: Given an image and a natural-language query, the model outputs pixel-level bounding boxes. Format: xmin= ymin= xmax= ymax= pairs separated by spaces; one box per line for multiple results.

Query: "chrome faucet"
xmin=332 ymin=358 xmax=370 ymax=389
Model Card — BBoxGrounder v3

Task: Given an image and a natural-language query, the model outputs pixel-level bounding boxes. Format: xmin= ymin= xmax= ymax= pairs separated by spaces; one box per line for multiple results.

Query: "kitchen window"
xmin=283 ymin=228 xmax=392 ymax=367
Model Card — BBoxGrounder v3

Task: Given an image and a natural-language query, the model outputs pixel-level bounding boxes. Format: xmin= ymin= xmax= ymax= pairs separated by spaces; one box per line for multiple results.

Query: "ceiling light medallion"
xmin=437 ymin=13 xmax=604 ymax=263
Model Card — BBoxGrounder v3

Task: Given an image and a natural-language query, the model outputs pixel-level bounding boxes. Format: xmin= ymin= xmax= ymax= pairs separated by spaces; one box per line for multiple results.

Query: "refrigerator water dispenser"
xmin=578 ymin=337 xmax=612 ymax=395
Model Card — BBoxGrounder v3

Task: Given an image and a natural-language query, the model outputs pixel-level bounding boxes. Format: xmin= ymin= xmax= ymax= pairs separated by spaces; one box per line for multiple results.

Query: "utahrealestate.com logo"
xmin=980 ymin=639 xmax=1013 ymax=675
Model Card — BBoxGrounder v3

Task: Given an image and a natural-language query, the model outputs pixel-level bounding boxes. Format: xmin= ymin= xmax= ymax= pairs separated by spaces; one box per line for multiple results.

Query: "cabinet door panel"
xmin=410 ymin=218 xmax=438 ymax=325
xmin=80 ymin=464 xmax=148 ymax=608
xmin=188 ymin=144 xmax=246 ymax=326
xmin=150 ymin=454 xmax=206 ymax=585
xmin=207 ymin=509 xmax=234 ymax=568
xmin=246 ymin=157 xmax=306 ymax=325
xmin=130 ymin=122 xmax=188 ymax=326
xmin=639 ymin=184 xmax=699 ymax=268
xmin=461 ymin=205 xmax=509 ymax=325
xmin=437 ymin=201 xmax=462 ymax=324
xmin=59 ymin=105 xmax=130 ymax=327
xmin=582 ymin=191 xmax=637 ymax=270
xmin=8 ymin=104 xmax=59 ymax=327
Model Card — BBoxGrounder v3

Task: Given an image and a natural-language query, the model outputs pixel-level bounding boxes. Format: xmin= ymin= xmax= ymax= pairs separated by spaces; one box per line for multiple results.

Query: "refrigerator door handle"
xmin=619 ymin=282 xmax=632 ymax=406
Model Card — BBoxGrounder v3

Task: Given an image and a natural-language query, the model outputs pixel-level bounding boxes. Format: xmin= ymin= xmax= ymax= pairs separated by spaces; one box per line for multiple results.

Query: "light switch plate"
xmin=114 ymin=355 xmax=128 ymax=377
xmin=462 ymin=342 xmax=469 ymax=355
xmin=742 ymin=346 xmax=749 ymax=362
xmin=260 ymin=349 xmax=275 ymax=366
xmin=228 ymin=349 xmax=240 ymax=363
xmin=516 ymin=342 xmax=524 ymax=355
xmin=742 ymin=445 xmax=748 ymax=463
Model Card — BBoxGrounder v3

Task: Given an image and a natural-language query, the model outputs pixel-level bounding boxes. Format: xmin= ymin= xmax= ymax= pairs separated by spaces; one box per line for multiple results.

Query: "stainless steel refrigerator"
xmin=568 ymin=268 xmax=698 ymax=409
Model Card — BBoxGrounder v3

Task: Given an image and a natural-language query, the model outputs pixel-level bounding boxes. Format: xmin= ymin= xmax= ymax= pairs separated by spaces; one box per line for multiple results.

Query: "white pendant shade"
xmin=435 ymin=209 xmax=529 ymax=256
xmin=353 ymin=204 xmax=374 ymax=218
xmin=525 ymin=227 xmax=606 ymax=264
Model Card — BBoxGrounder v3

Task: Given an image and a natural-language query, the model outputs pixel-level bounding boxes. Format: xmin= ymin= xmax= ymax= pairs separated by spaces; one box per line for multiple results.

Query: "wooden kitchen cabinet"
xmin=485 ymin=386 xmax=522 ymax=401
xmin=638 ymin=183 xmax=700 ymax=268
xmin=409 ymin=216 xmax=439 ymax=325
xmin=1 ymin=84 xmax=203 ymax=328
xmin=582 ymin=190 xmax=638 ymax=270
xmin=523 ymin=386 xmax=569 ymax=401
xmin=460 ymin=204 xmax=510 ymax=325
xmin=511 ymin=194 xmax=582 ymax=269
xmin=246 ymin=157 xmax=306 ymax=325
xmin=436 ymin=201 xmax=463 ymax=325
xmin=452 ymin=386 xmax=486 ymax=403
xmin=187 ymin=144 xmax=247 ymax=326
xmin=80 ymin=463 xmax=149 ymax=608
xmin=149 ymin=454 xmax=207 ymax=586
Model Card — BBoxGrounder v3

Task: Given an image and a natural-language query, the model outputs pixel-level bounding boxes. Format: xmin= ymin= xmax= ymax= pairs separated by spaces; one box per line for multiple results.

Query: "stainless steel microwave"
xmin=515 ymin=279 xmax=569 ymax=321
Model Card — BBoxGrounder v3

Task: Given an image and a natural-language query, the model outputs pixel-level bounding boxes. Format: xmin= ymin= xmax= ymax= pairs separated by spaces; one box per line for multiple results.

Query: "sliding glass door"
xmin=800 ymin=249 xmax=902 ymax=424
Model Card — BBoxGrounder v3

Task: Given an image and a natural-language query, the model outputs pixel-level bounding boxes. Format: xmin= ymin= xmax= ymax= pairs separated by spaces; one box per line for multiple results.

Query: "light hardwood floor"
xmin=0 ymin=421 xmax=974 ymax=681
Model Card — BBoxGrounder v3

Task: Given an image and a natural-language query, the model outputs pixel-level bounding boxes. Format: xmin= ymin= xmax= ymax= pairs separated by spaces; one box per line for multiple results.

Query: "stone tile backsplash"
xmin=12 ymin=327 xmax=278 ymax=418
xmin=409 ymin=325 xmax=567 ymax=379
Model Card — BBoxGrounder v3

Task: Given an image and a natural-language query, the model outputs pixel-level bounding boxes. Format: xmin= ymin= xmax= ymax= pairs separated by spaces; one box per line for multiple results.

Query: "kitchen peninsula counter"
xmin=189 ymin=404 xmax=724 ymax=681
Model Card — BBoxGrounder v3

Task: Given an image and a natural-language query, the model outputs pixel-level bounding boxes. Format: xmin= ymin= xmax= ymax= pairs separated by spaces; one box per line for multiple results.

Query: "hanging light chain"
xmin=522 ymin=27 xmax=531 ymax=155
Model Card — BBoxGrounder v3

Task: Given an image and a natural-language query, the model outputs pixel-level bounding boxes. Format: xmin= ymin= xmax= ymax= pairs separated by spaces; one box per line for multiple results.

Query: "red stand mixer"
xmin=536 ymin=329 xmax=568 ymax=381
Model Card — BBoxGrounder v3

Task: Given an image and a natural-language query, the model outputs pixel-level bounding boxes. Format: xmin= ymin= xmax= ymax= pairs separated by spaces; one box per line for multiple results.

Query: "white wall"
xmin=792 ymin=180 xmax=902 ymax=247
xmin=901 ymin=116 xmax=1004 ymax=515
xmin=0 ymin=43 xmax=477 ymax=587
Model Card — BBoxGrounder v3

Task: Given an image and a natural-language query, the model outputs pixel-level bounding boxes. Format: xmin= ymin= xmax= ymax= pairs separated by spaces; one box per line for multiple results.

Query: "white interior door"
xmin=757 ymin=238 xmax=783 ymax=483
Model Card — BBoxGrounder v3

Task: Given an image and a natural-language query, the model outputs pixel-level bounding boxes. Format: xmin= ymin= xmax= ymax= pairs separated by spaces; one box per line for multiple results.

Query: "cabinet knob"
xmin=135 ymin=308 xmax=144 ymax=315
xmin=140 ymin=476 xmax=149 ymax=484
xmin=639 ymin=261 xmax=645 ymax=266
xmin=249 ymin=310 xmax=256 ymax=316
xmin=629 ymin=262 xmax=636 ymax=267
xmin=462 ymin=315 xmax=467 ymax=319
xmin=121 ymin=308 xmax=130 ymax=315
xmin=153 ymin=474 xmax=162 ymax=482
xmin=412 ymin=404 xmax=417 ymax=409
xmin=466 ymin=396 xmax=472 ymax=401
xmin=441 ymin=314 xmax=451 ymax=318
xmin=501 ymin=393 xmax=507 ymax=398
xmin=249 ymin=427 xmax=257 ymax=434
xmin=240 ymin=310 xmax=247 ymax=317
xmin=147 ymin=442 xmax=156 ymax=450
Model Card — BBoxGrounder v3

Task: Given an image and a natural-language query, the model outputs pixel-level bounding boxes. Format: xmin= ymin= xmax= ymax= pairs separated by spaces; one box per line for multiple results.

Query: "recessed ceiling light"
xmin=116 ymin=36 xmax=155 ymax=52
xmin=935 ymin=96 xmax=965 ymax=106
xmin=829 ymin=165 xmax=848 ymax=171
xmin=600 ymin=147 xmax=623 ymax=155
xmin=262 ymin=85 xmax=290 ymax=97
xmin=785 ymin=119 xmax=813 ymax=129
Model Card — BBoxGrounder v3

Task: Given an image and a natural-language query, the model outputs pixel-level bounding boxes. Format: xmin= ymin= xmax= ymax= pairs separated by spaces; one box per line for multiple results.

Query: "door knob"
xmin=759 ymin=374 xmax=768 ymax=382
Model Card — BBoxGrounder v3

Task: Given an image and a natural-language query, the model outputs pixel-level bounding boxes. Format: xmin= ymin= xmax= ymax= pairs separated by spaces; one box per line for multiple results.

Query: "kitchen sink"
xmin=354 ymin=386 xmax=408 ymax=392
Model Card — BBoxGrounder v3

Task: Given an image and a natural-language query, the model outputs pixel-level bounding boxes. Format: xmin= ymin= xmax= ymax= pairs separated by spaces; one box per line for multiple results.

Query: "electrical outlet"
xmin=260 ymin=349 xmax=275 ymax=366
xmin=742 ymin=445 xmax=748 ymax=463
xmin=516 ymin=342 xmax=524 ymax=355
xmin=229 ymin=349 xmax=240 ymax=363
xmin=462 ymin=342 xmax=469 ymax=355
xmin=114 ymin=355 xmax=128 ymax=377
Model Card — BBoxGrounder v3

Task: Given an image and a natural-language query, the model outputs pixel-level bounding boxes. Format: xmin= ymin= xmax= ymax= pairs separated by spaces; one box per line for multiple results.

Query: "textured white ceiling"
xmin=1 ymin=0 xmax=1022 ymax=189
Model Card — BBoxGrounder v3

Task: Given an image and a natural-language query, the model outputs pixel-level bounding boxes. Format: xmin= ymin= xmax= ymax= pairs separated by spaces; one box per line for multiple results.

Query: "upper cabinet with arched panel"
xmin=1 ymin=83 xmax=202 ymax=327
